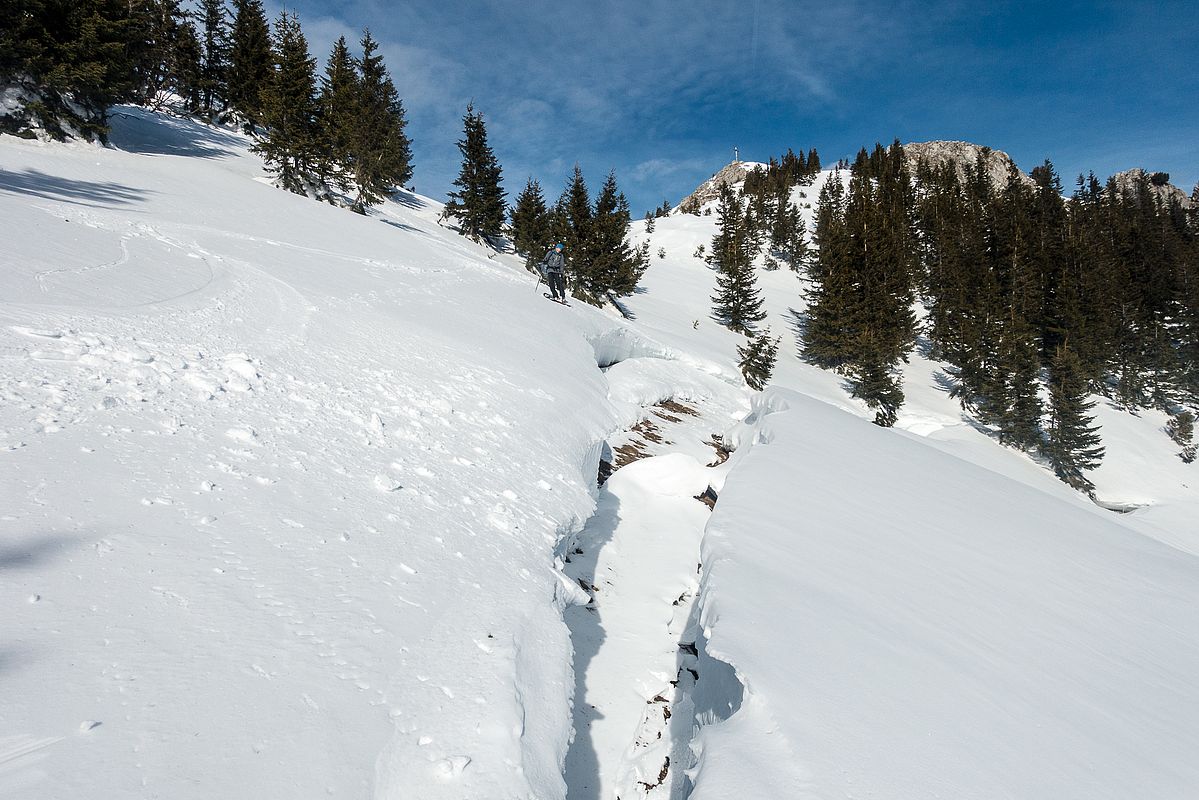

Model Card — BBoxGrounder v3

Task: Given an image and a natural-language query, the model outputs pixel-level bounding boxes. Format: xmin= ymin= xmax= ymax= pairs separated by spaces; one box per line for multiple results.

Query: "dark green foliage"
xmin=803 ymin=143 xmax=917 ymax=421
xmin=741 ymin=148 xmax=821 ymax=197
xmin=1167 ymin=411 xmax=1196 ymax=463
xmin=803 ymin=170 xmax=855 ymax=367
xmin=710 ymin=184 xmax=766 ymax=334
xmin=228 ymin=0 xmax=270 ymax=126
xmin=909 ymin=146 xmax=1199 ymax=488
xmin=557 ymin=164 xmax=592 ymax=257
xmin=444 ymin=103 xmax=506 ymax=243
xmin=1044 ymin=344 xmax=1105 ymax=491
xmin=252 ymin=11 xmax=319 ymax=196
xmin=1 ymin=0 xmax=147 ymax=138
xmin=197 ymin=0 xmax=230 ymax=116
xmin=737 ymin=328 xmax=780 ymax=390
xmin=546 ymin=170 xmax=639 ymax=301
xmin=171 ymin=16 xmax=203 ymax=112
xmin=542 ymin=166 xmax=646 ymax=304
xmin=345 ymin=30 xmax=412 ymax=213
xmin=315 ymin=35 xmax=356 ymax=193
xmin=129 ymin=0 xmax=190 ymax=107
xmin=510 ymin=178 xmax=552 ymax=267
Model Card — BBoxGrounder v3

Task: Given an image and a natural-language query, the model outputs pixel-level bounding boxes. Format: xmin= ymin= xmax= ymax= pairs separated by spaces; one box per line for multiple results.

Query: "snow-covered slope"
xmin=3 ymin=112 xmax=1197 ymax=800
xmin=0 ymin=108 xmax=637 ymax=799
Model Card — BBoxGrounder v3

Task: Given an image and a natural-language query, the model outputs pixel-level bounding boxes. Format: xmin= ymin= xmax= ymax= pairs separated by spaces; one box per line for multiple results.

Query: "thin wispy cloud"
xmin=272 ymin=0 xmax=1197 ymax=212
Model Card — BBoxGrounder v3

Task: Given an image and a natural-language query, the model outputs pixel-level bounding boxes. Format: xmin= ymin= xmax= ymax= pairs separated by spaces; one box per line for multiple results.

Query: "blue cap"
xmin=555 ymin=243 xmax=564 ymax=249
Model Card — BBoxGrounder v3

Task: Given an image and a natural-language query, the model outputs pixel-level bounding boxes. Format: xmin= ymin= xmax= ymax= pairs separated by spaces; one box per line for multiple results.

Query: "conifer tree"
xmin=510 ymin=178 xmax=552 ymax=267
xmin=806 ymin=148 xmax=821 ymax=174
xmin=1044 ymin=344 xmax=1105 ymax=491
xmin=444 ymin=103 xmax=506 ymax=243
xmin=252 ymin=11 xmax=319 ymax=195
xmin=803 ymin=170 xmax=857 ymax=367
xmin=315 ymin=35 xmax=357 ymax=193
xmin=584 ymin=171 xmax=647 ymax=300
xmin=710 ymin=184 xmax=766 ymax=334
xmin=557 ymin=165 xmax=592 ymax=261
xmin=228 ymin=0 xmax=270 ymax=126
xmin=1167 ymin=411 xmax=1196 ymax=463
xmin=737 ymin=328 xmax=780 ymax=390
xmin=198 ymin=0 xmax=230 ymax=116
xmin=1 ymin=0 xmax=145 ymax=138
xmin=346 ymin=30 xmax=412 ymax=213
xmin=172 ymin=16 xmax=203 ymax=112
xmin=131 ymin=0 xmax=190 ymax=107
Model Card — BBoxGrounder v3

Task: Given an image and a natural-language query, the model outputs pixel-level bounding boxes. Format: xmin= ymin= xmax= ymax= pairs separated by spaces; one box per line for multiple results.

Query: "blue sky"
xmin=273 ymin=0 xmax=1198 ymax=215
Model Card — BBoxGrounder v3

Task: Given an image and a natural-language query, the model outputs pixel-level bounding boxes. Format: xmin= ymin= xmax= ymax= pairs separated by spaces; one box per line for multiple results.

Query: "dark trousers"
xmin=547 ymin=271 xmax=566 ymax=300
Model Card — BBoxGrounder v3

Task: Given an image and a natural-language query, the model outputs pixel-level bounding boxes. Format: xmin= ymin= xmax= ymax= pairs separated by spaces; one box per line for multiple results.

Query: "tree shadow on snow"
xmin=562 ymin=490 xmax=622 ymax=800
xmin=0 ymin=533 xmax=80 ymax=572
xmin=387 ymin=189 xmax=426 ymax=210
xmin=106 ymin=107 xmax=244 ymax=160
xmin=378 ymin=218 xmax=430 ymax=238
xmin=0 ymin=168 xmax=150 ymax=208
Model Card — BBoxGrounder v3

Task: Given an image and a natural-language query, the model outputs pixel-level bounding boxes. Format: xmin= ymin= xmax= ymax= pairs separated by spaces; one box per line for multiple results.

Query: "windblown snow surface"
xmin=2 ymin=110 xmax=1197 ymax=800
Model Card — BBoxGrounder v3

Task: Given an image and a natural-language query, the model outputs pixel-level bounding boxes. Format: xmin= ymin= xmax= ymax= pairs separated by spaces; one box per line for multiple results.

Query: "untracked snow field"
xmin=3 ymin=111 xmax=1199 ymax=800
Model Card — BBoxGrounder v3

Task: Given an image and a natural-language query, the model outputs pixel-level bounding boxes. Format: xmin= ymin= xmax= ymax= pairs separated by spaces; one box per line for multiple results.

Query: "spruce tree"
xmin=710 ymin=184 xmax=766 ymax=334
xmin=172 ymin=15 xmax=203 ymax=112
xmin=252 ymin=11 xmax=319 ymax=196
xmin=1044 ymin=344 xmax=1105 ymax=491
xmin=228 ymin=0 xmax=270 ymax=126
xmin=1 ymin=0 xmax=145 ymax=138
xmin=198 ymin=0 xmax=230 ymax=117
xmin=511 ymin=178 xmax=552 ymax=267
xmin=557 ymin=165 xmax=592 ymax=264
xmin=316 ymin=35 xmax=357 ymax=194
xmin=583 ymin=171 xmax=648 ymax=300
xmin=444 ymin=103 xmax=506 ymax=243
xmin=130 ymin=0 xmax=189 ymax=107
xmin=1166 ymin=411 xmax=1196 ymax=463
xmin=803 ymin=170 xmax=857 ymax=367
xmin=737 ymin=328 xmax=780 ymax=390
xmin=347 ymin=30 xmax=412 ymax=213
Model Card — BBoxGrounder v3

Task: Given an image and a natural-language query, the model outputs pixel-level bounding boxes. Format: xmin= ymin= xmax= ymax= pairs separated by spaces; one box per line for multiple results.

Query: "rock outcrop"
xmin=676 ymin=161 xmax=766 ymax=213
xmin=1111 ymin=168 xmax=1194 ymax=209
xmin=902 ymin=140 xmax=1033 ymax=190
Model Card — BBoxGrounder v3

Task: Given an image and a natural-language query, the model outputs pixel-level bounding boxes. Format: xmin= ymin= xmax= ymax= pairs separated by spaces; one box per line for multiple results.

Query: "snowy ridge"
xmin=687 ymin=388 xmax=1199 ymax=799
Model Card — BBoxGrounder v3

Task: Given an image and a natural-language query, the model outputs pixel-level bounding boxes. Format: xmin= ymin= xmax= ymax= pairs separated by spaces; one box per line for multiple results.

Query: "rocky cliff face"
xmin=902 ymin=140 xmax=1033 ymax=189
xmin=676 ymin=160 xmax=765 ymax=212
xmin=1111 ymin=168 xmax=1194 ymax=209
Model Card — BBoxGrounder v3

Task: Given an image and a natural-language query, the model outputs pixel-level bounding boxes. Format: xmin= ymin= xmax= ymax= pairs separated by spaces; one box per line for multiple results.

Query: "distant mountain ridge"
xmin=677 ymin=140 xmax=1194 ymax=207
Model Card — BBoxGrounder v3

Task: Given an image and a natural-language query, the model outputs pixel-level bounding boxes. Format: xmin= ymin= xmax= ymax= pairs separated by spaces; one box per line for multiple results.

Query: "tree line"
xmin=1 ymin=0 xmax=413 ymax=213
xmin=2 ymin=0 xmax=651 ymax=303
xmin=801 ymin=141 xmax=1199 ymax=490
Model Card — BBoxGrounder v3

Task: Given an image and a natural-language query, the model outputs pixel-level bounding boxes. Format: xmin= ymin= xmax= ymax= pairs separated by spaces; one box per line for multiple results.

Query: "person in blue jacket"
xmin=539 ymin=243 xmax=568 ymax=302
